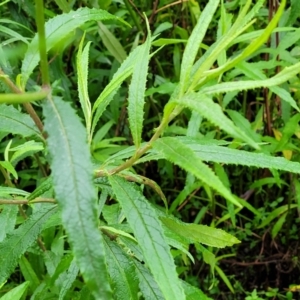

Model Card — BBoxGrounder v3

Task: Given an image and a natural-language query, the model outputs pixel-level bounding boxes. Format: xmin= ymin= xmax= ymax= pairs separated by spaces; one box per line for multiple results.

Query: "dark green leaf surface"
xmin=0 ymin=205 xmax=56 ymax=283
xmin=109 ymin=176 xmax=186 ymax=300
xmin=22 ymin=7 xmax=124 ymax=83
xmin=104 ymin=238 xmax=139 ymax=300
xmin=43 ymin=96 xmax=111 ymax=299
xmin=0 ymin=104 xmax=40 ymax=138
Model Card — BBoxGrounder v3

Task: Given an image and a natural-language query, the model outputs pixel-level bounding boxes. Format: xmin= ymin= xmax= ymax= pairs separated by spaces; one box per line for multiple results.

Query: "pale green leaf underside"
xmin=22 ymin=7 xmax=124 ymax=83
xmin=43 ymin=97 xmax=111 ymax=299
xmin=0 ymin=206 xmax=56 ymax=283
xmin=161 ymin=217 xmax=240 ymax=248
xmin=109 ymin=176 xmax=186 ymax=300
xmin=171 ymin=93 xmax=258 ymax=149
xmin=153 ymin=138 xmax=242 ymax=207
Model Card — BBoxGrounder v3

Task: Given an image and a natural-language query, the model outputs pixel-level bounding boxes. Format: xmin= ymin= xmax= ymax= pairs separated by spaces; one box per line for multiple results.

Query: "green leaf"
xmin=0 ymin=206 xmax=56 ymax=284
xmin=153 ymin=137 xmax=242 ymax=207
xmin=160 ymin=217 xmax=240 ymax=248
xmin=179 ymin=0 xmax=220 ymax=93
xmin=132 ymin=260 xmax=164 ymax=300
xmin=104 ymin=238 xmax=139 ymax=300
xmin=58 ymin=258 xmax=79 ymax=300
xmin=258 ymin=204 xmax=297 ymax=228
xmin=27 ymin=177 xmax=53 ymax=200
xmin=0 ymin=161 xmax=17 ymax=179
xmin=10 ymin=141 xmax=44 ymax=167
xmin=0 ymin=281 xmax=30 ymax=300
xmin=91 ymin=43 xmax=146 ymax=136
xmin=22 ymin=7 xmax=126 ymax=84
xmin=19 ymin=256 xmax=40 ymax=292
xmin=98 ymin=22 xmax=127 ymax=63
xmin=171 ymin=137 xmax=300 ymax=173
xmin=127 ymin=21 xmax=151 ymax=148
xmin=0 ymin=205 xmax=18 ymax=242
xmin=77 ymin=34 xmax=92 ymax=142
xmin=0 ymin=104 xmax=40 ymax=138
xmin=171 ymin=93 xmax=259 ymax=149
xmin=0 ymin=187 xmax=29 ymax=198
xmin=203 ymin=61 xmax=300 ymax=111
xmin=43 ymin=96 xmax=112 ymax=299
xmin=109 ymin=176 xmax=186 ymax=300
xmin=215 ymin=265 xmax=234 ymax=293
xmin=181 ymin=280 xmax=212 ymax=300
xmin=271 ymin=212 xmax=287 ymax=239
xmin=202 ymin=0 xmax=287 ymax=83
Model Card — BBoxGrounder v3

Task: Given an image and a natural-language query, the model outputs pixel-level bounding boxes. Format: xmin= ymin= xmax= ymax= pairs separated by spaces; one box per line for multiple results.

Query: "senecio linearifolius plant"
xmin=0 ymin=0 xmax=299 ymax=299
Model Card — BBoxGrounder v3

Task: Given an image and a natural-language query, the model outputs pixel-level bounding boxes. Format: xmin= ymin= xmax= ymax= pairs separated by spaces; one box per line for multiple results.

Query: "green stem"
xmin=35 ymin=0 xmax=50 ymax=86
xmin=0 ymin=68 xmax=47 ymax=137
xmin=0 ymin=198 xmax=56 ymax=205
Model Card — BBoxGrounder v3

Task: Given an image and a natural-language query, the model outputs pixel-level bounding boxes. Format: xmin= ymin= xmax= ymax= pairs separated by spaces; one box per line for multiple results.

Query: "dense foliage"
xmin=0 ymin=0 xmax=300 ymax=299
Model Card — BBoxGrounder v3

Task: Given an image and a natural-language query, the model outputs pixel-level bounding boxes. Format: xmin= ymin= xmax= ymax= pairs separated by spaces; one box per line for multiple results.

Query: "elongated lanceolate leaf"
xmin=91 ymin=43 xmax=146 ymax=136
xmin=0 ymin=205 xmax=18 ymax=242
xmin=0 ymin=104 xmax=40 ymax=138
xmin=132 ymin=260 xmax=164 ymax=300
xmin=58 ymin=258 xmax=79 ymax=300
xmin=0 ymin=281 xmax=30 ymax=300
xmin=201 ymin=0 xmax=286 ymax=82
xmin=0 ymin=206 xmax=56 ymax=284
xmin=161 ymin=217 xmax=240 ymax=248
xmin=181 ymin=280 xmax=212 ymax=300
xmin=176 ymin=137 xmax=300 ymax=173
xmin=104 ymin=238 xmax=139 ymax=300
xmin=153 ymin=137 xmax=241 ymax=207
xmin=127 ymin=22 xmax=151 ymax=148
xmin=22 ymin=7 xmax=126 ymax=84
xmin=191 ymin=0 xmax=262 ymax=86
xmin=202 ymin=62 xmax=300 ymax=111
xmin=77 ymin=35 xmax=92 ymax=141
xmin=43 ymin=97 xmax=112 ymax=299
xmin=172 ymin=93 xmax=258 ymax=149
xmin=109 ymin=176 xmax=186 ymax=300
xmin=98 ymin=22 xmax=127 ymax=63
xmin=179 ymin=0 xmax=220 ymax=93
xmin=236 ymin=61 xmax=300 ymax=111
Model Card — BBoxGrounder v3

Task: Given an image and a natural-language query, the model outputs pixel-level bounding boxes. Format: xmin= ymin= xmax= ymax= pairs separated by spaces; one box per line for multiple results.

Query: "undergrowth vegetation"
xmin=0 ymin=0 xmax=300 ymax=299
